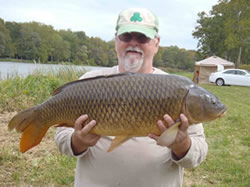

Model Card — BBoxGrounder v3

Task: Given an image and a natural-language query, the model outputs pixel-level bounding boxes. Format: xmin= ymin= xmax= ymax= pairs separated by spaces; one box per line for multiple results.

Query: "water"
xmin=0 ymin=61 xmax=109 ymax=80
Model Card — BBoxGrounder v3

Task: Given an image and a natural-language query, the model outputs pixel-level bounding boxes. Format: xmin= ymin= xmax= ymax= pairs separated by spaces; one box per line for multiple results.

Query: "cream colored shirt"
xmin=55 ymin=66 xmax=208 ymax=187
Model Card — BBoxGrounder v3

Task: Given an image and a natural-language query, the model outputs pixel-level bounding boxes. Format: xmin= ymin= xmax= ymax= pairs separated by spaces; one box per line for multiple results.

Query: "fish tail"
xmin=8 ymin=107 xmax=49 ymax=153
xmin=20 ymin=123 xmax=49 ymax=153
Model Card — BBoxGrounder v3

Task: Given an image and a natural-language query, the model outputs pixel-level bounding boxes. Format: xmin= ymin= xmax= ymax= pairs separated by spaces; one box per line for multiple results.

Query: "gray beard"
xmin=123 ymin=54 xmax=144 ymax=73
xmin=122 ymin=46 xmax=144 ymax=73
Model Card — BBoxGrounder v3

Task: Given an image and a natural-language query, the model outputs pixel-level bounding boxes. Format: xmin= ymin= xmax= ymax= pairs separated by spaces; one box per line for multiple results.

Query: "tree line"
xmin=0 ymin=18 xmax=197 ymax=71
xmin=193 ymin=0 xmax=249 ymax=67
xmin=0 ymin=20 xmax=118 ymax=67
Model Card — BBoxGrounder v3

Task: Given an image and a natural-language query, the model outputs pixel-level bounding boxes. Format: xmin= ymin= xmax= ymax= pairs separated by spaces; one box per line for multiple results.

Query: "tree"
xmin=26 ymin=22 xmax=59 ymax=63
xmin=192 ymin=10 xmax=226 ymax=58
xmin=153 ymin=46 xmax=195 ymax=71
xmin=16 ymin=25 xmax=41 ymax=60
xmin=59 ymin=29 xmax=79 ymax=62
xmin=154 ymin=47 xmax=164 ymax=67
xmin=193 ymin=0 xmax=250 ymax=66
xmin=0 ymin=18 xmax=12 ymax=57
xmin=107 ymin=40 xmax=117 ymax=66
xmin=223 ymin=0 xmax=250 ymax=67
xmin=5 ymin=21 xmax=22 ymax=58
xmin=50 ymin=34 xmax=71 ymax=62
xmin=75 ymin=45 xmax=89 ymax=64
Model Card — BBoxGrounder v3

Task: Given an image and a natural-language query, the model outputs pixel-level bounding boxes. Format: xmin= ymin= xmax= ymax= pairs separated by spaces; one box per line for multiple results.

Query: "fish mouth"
xmin=218 ymin=108 xmax=227 ymax=118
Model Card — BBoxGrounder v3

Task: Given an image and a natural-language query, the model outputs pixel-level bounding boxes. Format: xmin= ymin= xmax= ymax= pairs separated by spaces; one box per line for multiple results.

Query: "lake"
xmin=0 ymin=61 xmax=109 ymax=80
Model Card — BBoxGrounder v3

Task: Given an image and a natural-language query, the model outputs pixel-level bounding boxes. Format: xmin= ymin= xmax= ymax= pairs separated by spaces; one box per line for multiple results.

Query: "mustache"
xmin=125 ymin=46 xmax=143 ymax=54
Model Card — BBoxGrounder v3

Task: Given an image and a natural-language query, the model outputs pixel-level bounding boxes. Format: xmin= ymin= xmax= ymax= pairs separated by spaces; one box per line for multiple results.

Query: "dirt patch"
xmin=0 ymin=112 xmax=58 ymax=156
xmin=0 ymin=112 xmax=59 ymax=186
xmin=0 ymin=112 xmax=18 ymax=149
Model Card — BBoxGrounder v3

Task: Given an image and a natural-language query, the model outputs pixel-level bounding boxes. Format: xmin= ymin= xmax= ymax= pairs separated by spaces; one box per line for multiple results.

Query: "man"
xmin=55 ymin=8 xmax=208 ymax=187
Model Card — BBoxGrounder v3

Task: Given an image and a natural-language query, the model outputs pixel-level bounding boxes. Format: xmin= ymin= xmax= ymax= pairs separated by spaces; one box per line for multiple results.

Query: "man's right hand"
xmin=71 ymin=114 xmax=101 ymax=155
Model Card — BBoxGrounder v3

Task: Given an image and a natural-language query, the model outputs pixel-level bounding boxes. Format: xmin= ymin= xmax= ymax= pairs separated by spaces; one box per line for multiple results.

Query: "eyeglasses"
xmin=118 ymin=33 xmax=151 ymax=44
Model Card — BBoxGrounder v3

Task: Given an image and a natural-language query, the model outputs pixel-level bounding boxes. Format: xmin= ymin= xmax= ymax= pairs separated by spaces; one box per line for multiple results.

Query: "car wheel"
xmin=216 ymin=78 xmax=224 ymax=86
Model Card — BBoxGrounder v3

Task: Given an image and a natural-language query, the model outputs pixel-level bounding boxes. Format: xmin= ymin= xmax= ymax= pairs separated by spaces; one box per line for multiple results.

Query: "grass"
xmin=0 ymin=58 xmax=33 ymax=63
xmin=0 ymin=70 xmax=249 ymax=186
xmin=1 ymin=128 xmax=76 ymax=186
xmin=0 ymin=67 xmax=86 ymax=112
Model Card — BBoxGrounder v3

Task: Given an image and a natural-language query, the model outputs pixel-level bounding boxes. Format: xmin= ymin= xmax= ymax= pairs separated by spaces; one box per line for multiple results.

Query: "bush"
xmin=239 ymin=64 xmax=250 ymax=71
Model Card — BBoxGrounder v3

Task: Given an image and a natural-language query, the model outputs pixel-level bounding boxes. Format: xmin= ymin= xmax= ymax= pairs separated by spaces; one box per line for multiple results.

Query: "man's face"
xmin=115 ymin=32 xmax=160 ymax=73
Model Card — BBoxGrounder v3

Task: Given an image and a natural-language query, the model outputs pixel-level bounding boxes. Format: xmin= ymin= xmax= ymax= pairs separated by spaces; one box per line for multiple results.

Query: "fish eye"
xmin=212 ymin=98 xmax=216 ymax=104
xmin=203 ymin=94 xmax=217 ymax=105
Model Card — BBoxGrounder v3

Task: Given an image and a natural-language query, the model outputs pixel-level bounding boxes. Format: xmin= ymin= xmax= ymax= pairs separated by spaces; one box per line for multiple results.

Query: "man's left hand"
xmin=149 ymin=114 xmax=191 ymax=159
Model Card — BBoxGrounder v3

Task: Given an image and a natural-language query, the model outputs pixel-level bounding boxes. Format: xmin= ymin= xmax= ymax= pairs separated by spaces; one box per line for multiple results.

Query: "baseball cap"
xmin=116 ymin=8 xmax=159 ymax=39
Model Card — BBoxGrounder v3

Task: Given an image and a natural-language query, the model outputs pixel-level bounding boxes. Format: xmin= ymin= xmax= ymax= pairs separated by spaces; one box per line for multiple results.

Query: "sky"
xmin=0 ymin=0 xmax=218 ymax=50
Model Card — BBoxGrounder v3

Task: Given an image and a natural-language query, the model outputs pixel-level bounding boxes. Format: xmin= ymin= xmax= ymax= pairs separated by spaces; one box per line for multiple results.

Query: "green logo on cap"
xmin=130 ymin=12 xmax=143 ymax=22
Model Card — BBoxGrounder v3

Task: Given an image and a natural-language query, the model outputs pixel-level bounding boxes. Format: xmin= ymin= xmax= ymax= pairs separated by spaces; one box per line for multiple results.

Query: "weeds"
xmin=0 ymin=67 xmax=86 ymax=112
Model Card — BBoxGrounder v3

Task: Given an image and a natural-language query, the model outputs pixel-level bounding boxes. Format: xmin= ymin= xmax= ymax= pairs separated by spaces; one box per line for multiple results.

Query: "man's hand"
xmin=71 ymin=114 xmax=101 ymax=155
xmin=149 ymin=114 xmax=191 ymax=159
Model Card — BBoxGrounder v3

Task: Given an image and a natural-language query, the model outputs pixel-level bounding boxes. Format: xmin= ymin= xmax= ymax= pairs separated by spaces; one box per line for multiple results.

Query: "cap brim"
xmin=117 ymin=24 xmax=156 ymax=39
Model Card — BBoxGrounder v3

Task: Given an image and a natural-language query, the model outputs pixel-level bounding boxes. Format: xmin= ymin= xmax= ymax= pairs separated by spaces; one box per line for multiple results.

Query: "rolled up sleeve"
xmin=55 ymin=127 xmax=89 ymax=158
xmin=171 ymin=123 xmax=208 ymax=168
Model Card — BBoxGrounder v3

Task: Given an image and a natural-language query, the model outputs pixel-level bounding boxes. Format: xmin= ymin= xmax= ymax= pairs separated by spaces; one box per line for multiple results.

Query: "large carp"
xmin=8 ymin=73 xmax=226 ymax=153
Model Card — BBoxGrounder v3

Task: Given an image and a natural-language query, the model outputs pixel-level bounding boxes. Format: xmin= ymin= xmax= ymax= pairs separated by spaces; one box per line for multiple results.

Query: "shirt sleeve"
xmin=171 ymin=123 xmax=208 ymax=168
xmin=54 ymin=127 xmax=89 ymax=157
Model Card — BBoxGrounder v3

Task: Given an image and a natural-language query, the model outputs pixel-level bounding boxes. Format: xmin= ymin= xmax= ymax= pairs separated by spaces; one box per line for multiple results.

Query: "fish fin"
xmin=8 ymin=107 xmax=48 ymax=153
xmin=157 ymin=120 xmax=181 ymax=146
xmin=107 ymin=135 xmax=132 ymax=152
xmin=53 ymin=72 xmax=134 ymax=95
xmin=20 ymin=125 xmax=49 ymax=153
